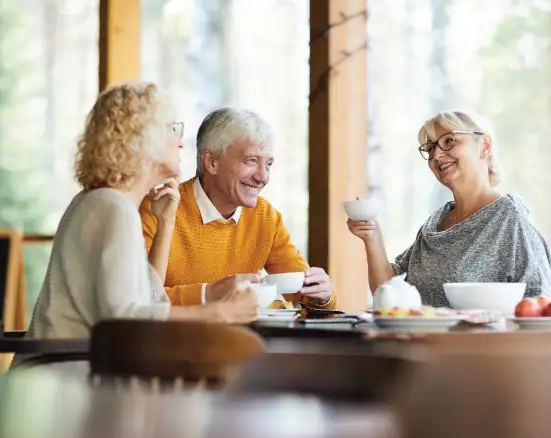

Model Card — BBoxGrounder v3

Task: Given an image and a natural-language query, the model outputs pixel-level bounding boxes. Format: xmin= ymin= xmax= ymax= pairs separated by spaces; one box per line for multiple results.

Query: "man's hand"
xmin=168 ymin=285 xmax=259 ymax=324
xmin=299 ymin=267 xmax=332 ymax=304
xmin=205 ymin=273 xmax=263 ymax=302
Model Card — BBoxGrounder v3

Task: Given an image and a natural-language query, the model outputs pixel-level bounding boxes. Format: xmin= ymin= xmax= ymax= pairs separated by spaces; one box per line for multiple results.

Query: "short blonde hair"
xmin=75 ymin=82 xmax=171 ymax=191
xmin=418 ymin=109 xmax=503 ymax=187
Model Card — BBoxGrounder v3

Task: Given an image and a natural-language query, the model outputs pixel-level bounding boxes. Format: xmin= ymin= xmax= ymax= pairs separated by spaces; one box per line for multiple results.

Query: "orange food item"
xmin=282 ymin=301 xmax=295 ymax=310
xmin=375 ymin=305 xmax=454 ymax=318
xmin=268 ymin=300 xmax=295 ymax=310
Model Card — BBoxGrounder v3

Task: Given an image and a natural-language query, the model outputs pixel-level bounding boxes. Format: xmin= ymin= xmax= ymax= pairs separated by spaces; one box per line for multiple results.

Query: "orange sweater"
xmin=139 ymin=178 xmax=337 ymax=309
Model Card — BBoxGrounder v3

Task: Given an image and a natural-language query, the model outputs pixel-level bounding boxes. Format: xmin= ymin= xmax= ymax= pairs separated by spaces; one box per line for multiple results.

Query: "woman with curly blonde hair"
xmin=23 ymin=82 xmax=258 ymax=341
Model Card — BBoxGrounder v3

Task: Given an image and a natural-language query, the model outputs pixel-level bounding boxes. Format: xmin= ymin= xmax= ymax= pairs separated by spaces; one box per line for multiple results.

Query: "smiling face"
xmin=205 ymin=138 xmax=274 ymax=209
xmin=427 ymin=124 xmax=491 ymax=190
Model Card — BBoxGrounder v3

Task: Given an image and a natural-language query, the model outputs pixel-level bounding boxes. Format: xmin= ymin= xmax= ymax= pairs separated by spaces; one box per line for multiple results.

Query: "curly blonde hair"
xmin=75 ymin=82 xmax=171 ymax=191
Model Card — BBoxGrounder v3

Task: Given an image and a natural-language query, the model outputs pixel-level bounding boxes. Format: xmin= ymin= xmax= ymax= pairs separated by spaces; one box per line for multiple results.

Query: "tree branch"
xmin=309 ymin=40 xmax=368 ymax=108
xmin=310 ymin=9 xmax=368 ymax=45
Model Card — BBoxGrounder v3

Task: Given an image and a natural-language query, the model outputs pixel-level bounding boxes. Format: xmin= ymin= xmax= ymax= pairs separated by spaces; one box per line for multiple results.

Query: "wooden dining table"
xmin=0 ymin=316 xmax=541 ymax=357
xmin=3 ymin=313 xmax=551 ymax=438
xmin=4 ymin=337 xmax=551 ymax=438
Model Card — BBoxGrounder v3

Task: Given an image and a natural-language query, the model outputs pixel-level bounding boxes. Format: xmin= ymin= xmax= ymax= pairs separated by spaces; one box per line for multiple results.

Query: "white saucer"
xmin=511 ymin=317 xmax=551 ymax=330
xmin=373 ymin=315 xmax=466 ymax=330
xmin=255 ymin=314 xmax=299 ymax=323
xmin=258 ymin=309 xmax=300 ymax=316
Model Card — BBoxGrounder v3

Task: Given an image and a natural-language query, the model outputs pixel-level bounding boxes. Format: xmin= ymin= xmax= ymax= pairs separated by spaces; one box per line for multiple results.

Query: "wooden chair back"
xmin=89 ymin=320 xmax=266 ymax=388
xmin=0 ymin=229 xmax=25 ymax=331
xmin=0 ymin=229 xmax=26 ymax=371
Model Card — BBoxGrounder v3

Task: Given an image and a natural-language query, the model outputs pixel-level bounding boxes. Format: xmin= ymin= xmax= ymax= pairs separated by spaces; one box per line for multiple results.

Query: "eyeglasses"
xmin=418 ymin=130 xmax=484 ymax=160
xmin=172 ymin=121 xmax=185 ymax=140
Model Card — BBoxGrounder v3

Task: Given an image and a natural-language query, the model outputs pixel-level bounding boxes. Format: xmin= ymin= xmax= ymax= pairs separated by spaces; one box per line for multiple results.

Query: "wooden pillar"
xmin=99 ymin=0 xmax=141 ymax=91
xmin=309 ymin=0 xmax=368 ymax=312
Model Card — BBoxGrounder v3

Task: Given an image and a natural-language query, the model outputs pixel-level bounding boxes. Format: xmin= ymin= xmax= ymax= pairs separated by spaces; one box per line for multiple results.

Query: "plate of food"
xmin=373 ymin=306 xmax=466 ymax=330
xmin=510 ymin=296 xmax=551 ymax=330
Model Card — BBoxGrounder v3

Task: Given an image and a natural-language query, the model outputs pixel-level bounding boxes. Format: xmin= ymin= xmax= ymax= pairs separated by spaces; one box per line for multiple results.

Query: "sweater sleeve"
xmin=164 ymin=284 xmax=203 ymax=306
xmin=264 ymin=209 xmax=338 ymax=309
xmin=391 ymin=227 xmax=423 ymax=276
xmin=93 ymin=200 xmax=169 ymax=320
xmin=391 ymin=245 xmax=414 ymax=276
xmin=139 ymin=195 xmax=205 ymax=306
xmin=512 ymin=215 xmax=551 ymax=298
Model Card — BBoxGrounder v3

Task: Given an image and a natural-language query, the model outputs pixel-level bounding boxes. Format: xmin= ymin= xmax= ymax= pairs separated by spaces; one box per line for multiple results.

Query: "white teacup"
xmin=248 ymin=283 xmax=278 ymax=308
xmin=265 ymin=272 xmax=305 ymax=294
xmin=344 ymin=198 xmax=378 ymax=221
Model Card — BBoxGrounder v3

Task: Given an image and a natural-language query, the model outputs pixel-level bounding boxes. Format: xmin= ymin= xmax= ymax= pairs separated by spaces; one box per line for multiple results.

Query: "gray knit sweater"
xmin=391 ymin=195 xmax=551 ymax=307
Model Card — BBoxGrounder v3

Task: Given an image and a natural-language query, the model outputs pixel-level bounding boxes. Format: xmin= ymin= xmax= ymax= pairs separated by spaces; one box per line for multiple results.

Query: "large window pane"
xmin=141 ymin=0 xmax=310 ymax=255
xmin=0 ymin=0 xmax=98 ymax=318
xmin=368 ymin=0 xmax=551 ymax=266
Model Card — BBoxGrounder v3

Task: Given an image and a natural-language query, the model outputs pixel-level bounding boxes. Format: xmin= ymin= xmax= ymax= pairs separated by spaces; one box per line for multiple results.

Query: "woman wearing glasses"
xmin=348 ymin=109 xmax=551 ymax=306
xmin=23 ymin=82 xmax=258 ymax=343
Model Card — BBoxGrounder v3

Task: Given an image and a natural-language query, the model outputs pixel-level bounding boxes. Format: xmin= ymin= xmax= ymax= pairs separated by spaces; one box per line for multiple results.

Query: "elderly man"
xmin=139 ymin=107 xmax=337 ymax=309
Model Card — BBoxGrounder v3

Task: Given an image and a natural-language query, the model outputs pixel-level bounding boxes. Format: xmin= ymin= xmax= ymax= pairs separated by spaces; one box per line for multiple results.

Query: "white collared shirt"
xmin=193 ymin=178 xmax=242 ymax=224
xmin=193 ymin=178 xmax=242 ymax=303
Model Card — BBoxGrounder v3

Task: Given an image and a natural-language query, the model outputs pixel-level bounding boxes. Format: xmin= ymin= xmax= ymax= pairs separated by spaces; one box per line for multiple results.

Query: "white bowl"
xmin=248 ymin=283 xmax=277 ymax=308
xmin=344 ymin=199 xmax=378 ymax=221
xmin=265 ymin=272 xmax=305 ymax=294
xmin=443 ymin=282 xmax=526 ymax=314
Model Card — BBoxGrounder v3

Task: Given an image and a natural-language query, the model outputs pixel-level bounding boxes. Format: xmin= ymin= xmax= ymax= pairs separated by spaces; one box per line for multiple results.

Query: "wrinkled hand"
xmin=347 ymin=219 xmax=379 ymax=243
xmin=205 ymin=273 xmax=263 ymax=302
xmin=213 ymin=283 xmax=259 ymax=323
xmin=149 ymin=177 xmax=180 ymax=225
xmin=298 ymin=267 xmax=332 ymax=304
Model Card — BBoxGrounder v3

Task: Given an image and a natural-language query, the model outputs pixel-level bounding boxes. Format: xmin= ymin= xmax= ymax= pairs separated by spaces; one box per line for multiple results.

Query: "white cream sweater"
xmin=25 ymin=188 xmax=170 ymax=340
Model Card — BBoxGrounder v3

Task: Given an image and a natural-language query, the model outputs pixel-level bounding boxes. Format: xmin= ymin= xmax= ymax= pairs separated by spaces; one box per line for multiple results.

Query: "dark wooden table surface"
xmin=5 ymin=344 xmax=551 ymax=438
xmin=0 ymin=369 xmax=398 ymax=438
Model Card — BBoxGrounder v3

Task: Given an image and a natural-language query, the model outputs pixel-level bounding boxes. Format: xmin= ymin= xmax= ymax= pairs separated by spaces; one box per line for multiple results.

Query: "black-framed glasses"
xmin=172 ymin=121 xmax=185 ymax=140
xmin=418 ymin=130 xmax=484 ymax=160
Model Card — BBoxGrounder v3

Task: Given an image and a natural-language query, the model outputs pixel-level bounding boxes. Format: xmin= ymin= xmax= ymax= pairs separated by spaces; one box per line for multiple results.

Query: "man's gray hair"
xmin=196 ymin=107 xmax=275 ymax=177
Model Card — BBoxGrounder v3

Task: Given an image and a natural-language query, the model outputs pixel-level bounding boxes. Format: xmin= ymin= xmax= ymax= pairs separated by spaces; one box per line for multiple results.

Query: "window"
xmin=368 ymin=0 xmax=551 ymax=261
xmin=0 ymin=0 xmax=99 ymax=316
xmin=141 ymin=0 xmax=310 ymax=255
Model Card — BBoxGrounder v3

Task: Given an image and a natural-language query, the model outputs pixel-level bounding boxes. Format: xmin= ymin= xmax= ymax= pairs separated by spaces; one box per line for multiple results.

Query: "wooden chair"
xmin=0 ymin=229 xmax=26 ymax=371
xmin=89 ymin=320 xmax=266 ymax=389
xmin=0 ymin=229 xmax=25 ymax=332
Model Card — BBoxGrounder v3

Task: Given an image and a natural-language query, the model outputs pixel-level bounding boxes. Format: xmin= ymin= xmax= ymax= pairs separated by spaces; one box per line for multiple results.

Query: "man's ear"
xmin=202 ymin=150 xmax=218 ymax=175
xmin=481 ymin=134 xmax=492 ymax=159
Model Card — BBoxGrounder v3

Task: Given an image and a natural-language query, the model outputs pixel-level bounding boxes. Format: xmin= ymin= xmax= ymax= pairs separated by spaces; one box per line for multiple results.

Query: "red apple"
xmin=515 ymin=298 xmax=543 ymax=317
xmin=543 ymin=303 xmax=551 ymax=317
xmin=537 ymin=296 xmax=551 ymax=310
